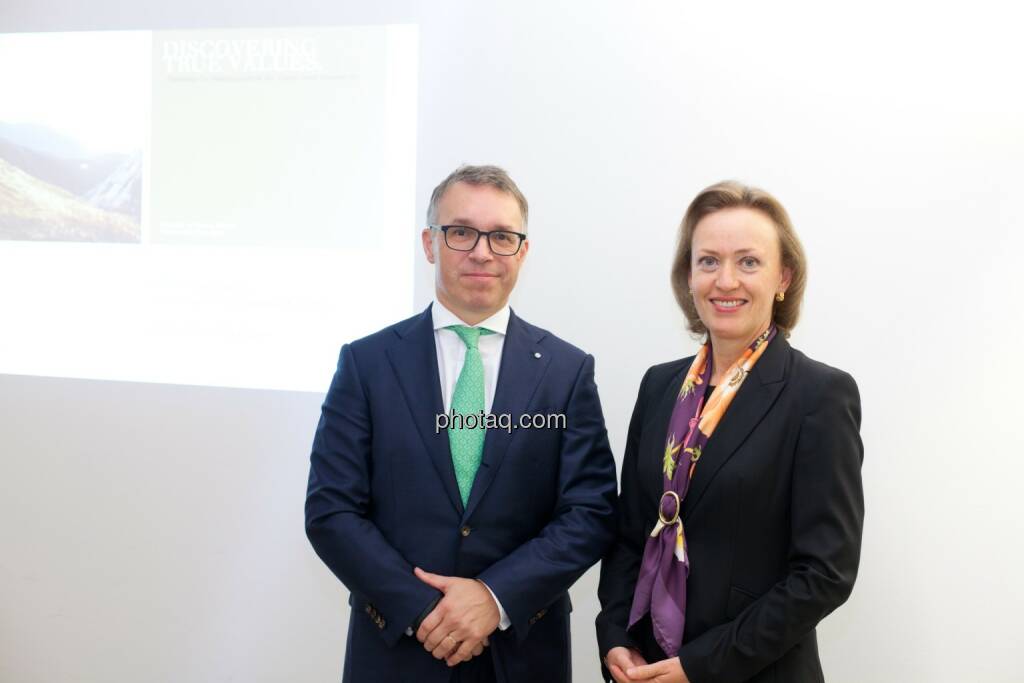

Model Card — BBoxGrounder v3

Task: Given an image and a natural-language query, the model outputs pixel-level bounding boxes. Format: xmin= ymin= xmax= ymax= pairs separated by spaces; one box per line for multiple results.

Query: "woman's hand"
xmin=624 ymin=656 xmax=689 ymax=682
xmin=604 ymin=646 xmax=648 ymax=683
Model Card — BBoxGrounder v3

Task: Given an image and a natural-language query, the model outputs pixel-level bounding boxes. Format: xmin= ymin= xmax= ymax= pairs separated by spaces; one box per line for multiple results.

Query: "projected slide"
xmin=0 ymin=26 xmax=417 ymax=392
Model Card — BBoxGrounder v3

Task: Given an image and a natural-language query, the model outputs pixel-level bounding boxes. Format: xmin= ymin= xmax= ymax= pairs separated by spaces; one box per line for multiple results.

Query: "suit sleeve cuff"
xmin=478 ymin=580 xmax=511 ymax=630
xmin=405 ymin=594 xmax=442 ymax=637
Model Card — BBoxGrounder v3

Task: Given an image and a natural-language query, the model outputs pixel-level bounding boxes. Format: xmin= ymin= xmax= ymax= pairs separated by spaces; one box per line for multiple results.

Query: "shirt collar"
xmin=431 ymin=296 xmax=510 ymax=336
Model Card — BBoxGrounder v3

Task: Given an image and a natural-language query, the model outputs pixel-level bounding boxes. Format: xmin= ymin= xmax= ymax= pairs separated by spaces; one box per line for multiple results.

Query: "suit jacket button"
xmin=460 ymin=525 xmax=471 ymax=537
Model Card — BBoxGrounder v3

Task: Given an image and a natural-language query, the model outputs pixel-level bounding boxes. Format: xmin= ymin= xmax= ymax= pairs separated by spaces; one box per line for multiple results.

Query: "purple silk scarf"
xmin=628 ymin=325 xmax=777 ymax=657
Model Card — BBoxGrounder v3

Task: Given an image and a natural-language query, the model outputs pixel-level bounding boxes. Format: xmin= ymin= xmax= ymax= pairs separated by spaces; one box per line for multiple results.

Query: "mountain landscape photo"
xmin=0 ymin=123 xmax=142 ymax=242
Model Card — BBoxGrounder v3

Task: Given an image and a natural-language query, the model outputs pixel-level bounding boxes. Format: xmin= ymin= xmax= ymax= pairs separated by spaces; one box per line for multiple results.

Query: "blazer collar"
xmin=681 ymin=334 xmax=791 ymax=520
xmin=387 ymin=304 xmax=464 ymax=513
xmin=462 ymin=309 xmax=550 ymax=521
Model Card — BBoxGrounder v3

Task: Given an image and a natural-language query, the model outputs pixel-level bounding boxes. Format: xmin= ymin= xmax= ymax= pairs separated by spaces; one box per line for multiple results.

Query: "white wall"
xmin=2 ymin=1 xmax=1023 ymax=681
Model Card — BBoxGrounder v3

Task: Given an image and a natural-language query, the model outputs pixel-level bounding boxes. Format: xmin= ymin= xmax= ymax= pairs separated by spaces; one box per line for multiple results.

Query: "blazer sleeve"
xmin=595 ymin=366 xmax=655 ymax=660
xmin=304 ymin=343 xmax=441 ymax=647
xmin=476 ymin=353 xmax=619 ymax=642
xmin=677 ymin=369 xmax=865 ymax=683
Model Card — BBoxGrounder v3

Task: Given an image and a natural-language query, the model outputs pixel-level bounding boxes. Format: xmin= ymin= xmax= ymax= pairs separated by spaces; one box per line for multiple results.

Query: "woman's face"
xmin=688 ymin=207 xmax=792 ymax=349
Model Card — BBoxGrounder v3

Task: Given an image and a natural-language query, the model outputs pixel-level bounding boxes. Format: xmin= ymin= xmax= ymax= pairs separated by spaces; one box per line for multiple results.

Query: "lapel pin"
xmin=534 ymin=352 xmax=542 ymax=359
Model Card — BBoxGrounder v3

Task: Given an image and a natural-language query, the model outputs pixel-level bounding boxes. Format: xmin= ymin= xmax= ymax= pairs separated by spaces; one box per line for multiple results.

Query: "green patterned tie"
xmin=446 ymin=324 xmax=495 ymax=505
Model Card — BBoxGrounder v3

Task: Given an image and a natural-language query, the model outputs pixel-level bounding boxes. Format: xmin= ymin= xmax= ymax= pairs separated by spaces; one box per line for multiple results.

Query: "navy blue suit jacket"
xmin=306 ymin=305 xmax=618 ymax=682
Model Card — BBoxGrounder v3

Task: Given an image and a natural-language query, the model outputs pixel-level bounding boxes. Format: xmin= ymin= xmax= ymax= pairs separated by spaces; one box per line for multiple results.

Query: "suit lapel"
xmin=640 ymin=363 xmax=691 ymax=508
xmin=682 ymin=336 xmax=790 ymax=520
xmin=386 ymin=304 xmax=464 ymax=515
xmin=462 ymin=310 xmax=550 ymax=522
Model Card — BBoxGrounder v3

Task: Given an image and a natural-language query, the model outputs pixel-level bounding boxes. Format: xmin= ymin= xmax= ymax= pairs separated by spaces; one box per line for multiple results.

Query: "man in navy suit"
xmin=305 ymin=165 xmax=618 ymax=682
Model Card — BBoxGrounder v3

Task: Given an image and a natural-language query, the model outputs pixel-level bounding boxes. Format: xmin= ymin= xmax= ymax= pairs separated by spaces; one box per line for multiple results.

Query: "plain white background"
xmin=2 ymin=1 xmax=1023 ymax=681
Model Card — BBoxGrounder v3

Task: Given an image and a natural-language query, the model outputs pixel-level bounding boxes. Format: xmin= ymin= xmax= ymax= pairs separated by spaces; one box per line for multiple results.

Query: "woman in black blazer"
xmin=596 ymin=182 xmax=863 ymax=683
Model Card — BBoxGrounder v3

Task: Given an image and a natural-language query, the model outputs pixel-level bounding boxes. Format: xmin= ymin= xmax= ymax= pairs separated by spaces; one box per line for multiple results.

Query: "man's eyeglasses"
xmin=429 ymin=224 xmax=527 ymax=256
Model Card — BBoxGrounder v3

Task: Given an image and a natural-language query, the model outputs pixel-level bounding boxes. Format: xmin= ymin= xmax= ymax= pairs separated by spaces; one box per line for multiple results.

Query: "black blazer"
xmin=596 ymin=336 xmax=863 ymax=683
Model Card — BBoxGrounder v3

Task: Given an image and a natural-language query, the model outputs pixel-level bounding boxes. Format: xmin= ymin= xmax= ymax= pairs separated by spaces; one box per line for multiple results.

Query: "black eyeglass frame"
xmin=428 ymin=224 xmax=528 ymax=256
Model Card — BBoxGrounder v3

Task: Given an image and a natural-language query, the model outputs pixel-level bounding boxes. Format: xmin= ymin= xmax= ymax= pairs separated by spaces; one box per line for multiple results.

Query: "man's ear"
xmin=421 ymin=228 xmax=436 ymax=264
xmin=517 ymin=237 xmax=529 ymax=263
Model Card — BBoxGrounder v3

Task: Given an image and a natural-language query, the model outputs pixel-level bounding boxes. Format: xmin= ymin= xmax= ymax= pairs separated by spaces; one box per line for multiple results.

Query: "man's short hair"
xmin=426 ymin=164 xmax=529 ymax=231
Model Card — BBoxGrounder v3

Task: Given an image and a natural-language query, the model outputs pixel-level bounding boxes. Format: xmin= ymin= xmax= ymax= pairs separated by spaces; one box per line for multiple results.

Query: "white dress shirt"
xmin=429 ymin=297 xmax=511 ymax=631
xmin=431 ymin=297 xmax=509 ymax=414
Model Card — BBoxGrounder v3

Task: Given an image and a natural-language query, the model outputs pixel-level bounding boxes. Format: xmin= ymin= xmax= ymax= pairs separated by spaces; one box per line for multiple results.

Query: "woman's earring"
xmin=775 ymin=291 xmax=785 ymax=302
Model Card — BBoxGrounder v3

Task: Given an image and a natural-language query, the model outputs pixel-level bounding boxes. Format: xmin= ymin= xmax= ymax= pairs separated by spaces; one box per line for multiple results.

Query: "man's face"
xmin=421 ymin=181 xmax=529 ymax=324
